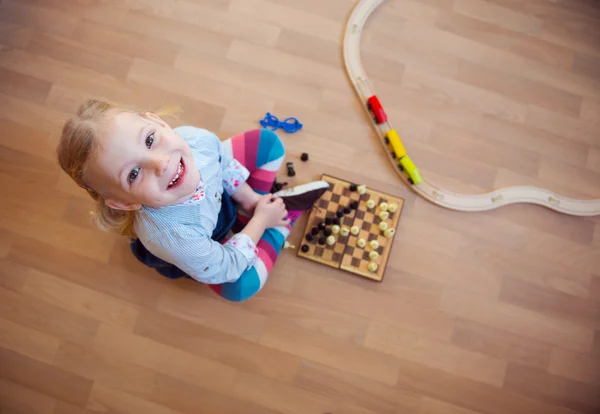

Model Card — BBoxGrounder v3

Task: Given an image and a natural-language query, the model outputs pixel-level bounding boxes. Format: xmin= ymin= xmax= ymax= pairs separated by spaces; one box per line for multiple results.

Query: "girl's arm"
xmin=231 ymin=182 xmax=261 ymax=213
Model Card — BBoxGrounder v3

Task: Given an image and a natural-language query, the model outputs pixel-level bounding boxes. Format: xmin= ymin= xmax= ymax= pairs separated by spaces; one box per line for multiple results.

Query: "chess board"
xmin=297 ymin=174 xmax=404 ymax=282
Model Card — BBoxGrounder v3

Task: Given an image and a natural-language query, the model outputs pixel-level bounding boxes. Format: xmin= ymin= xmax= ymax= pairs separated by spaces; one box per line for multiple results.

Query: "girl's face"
xmin=85 ymin=112 xmax=201 ymax=210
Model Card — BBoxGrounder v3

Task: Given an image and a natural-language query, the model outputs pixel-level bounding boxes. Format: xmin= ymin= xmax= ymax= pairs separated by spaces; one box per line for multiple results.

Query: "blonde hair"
xmin=56 ymin=99 xmax=181 ymax=238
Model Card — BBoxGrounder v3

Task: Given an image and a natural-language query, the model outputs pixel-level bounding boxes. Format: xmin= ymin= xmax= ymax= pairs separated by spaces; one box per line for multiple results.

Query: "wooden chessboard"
xmin=297 ymin=174 xmax=404 ymax=281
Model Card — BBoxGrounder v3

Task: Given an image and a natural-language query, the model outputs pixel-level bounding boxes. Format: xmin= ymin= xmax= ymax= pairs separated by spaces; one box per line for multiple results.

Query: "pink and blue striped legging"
xmin=208 ymin=128 xmax=293 ymax=302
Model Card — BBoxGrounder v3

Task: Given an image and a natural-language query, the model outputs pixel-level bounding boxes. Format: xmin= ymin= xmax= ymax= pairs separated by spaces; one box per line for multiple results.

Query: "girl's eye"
xmin=145 ymin=133 xmax=154 ymax=149
xmin=128 ymin=167 xmax=140 ymax=183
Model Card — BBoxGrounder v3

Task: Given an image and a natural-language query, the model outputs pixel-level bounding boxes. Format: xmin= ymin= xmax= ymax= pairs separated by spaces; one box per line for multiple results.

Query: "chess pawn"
xmin=388 ymin=203 xmax=399 ymax=213
xmin=340 ymin=226 xmax=350 ymax=236
xmin=383 ymin=228 xmax=395 ymax=238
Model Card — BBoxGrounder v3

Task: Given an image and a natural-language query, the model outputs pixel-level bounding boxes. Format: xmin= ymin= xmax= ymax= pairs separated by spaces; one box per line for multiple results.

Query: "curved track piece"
xmin=342 ymin=0 xmax=600 ymax=216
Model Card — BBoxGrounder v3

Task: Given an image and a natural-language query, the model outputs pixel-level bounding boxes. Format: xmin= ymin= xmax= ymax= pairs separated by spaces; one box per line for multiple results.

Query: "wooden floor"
xmin=1 ymin=0 xmax=600 ymax=413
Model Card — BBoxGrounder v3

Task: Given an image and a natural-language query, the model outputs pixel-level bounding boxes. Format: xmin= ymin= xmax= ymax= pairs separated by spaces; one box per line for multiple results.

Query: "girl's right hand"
xmin=254 ymin=194 xmax=290 ymax=228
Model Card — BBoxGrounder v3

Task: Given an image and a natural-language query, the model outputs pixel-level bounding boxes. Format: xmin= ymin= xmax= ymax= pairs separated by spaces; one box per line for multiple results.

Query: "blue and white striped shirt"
xmin=133 ymin=126 xmax=257 ymax=285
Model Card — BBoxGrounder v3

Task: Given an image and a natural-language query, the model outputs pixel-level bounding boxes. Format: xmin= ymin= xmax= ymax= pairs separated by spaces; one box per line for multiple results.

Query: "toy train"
xmin=366 ymin=95 xmax=423 ymax=185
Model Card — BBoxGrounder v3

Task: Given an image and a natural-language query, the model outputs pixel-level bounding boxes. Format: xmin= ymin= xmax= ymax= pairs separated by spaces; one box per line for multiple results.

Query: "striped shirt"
xmin=133 ymin=126 xmax=257 ymax=285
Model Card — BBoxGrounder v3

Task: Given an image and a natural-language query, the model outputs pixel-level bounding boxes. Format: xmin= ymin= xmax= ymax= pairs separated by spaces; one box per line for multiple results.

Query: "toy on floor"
xmin=259 ymin=112 xmax=303 ymax=133
xmin=287 ymin=162 xmax=296 ymax=177
xmin=297 ymin=174 xmax=404 ymax=282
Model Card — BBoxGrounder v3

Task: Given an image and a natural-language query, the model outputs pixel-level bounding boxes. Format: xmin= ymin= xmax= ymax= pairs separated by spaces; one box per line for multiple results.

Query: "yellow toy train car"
xmin=385 ymin=129 xmax=406 ymax=160
xmin=384 ymin=129 xmax=422 ymax=185
xmin=399 ymin=155 xmax=422 ymax=185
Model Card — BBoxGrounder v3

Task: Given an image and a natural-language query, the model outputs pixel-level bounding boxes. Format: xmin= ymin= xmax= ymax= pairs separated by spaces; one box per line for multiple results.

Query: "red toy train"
xmin=366 ymin=95 xmax=387 ymax=124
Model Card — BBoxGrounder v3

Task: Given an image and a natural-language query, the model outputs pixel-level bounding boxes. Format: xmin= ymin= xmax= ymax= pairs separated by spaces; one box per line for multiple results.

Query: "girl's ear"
xmin=104 ymin=198 xmax=142 ymax=211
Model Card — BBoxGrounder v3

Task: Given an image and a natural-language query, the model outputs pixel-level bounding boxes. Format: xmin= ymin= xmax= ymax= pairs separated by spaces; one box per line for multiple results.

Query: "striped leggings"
xmin=208 ymin=129 xmax=291 ymax=302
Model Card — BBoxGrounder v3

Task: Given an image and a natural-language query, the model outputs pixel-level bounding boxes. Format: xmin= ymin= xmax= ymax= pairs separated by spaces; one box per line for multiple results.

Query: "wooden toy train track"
xmin=342 ymin=0 xmax=600 ymax=216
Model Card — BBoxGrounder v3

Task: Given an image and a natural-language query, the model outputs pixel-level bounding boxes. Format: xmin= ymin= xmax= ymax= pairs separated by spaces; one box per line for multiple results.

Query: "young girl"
xmin=57 ymin=99 xmax=328 ymax=302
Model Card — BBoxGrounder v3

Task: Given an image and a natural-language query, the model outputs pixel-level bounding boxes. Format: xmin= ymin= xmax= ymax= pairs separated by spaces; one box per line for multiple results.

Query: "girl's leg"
xmin=208 ymin=129 xmax=290 ymax=302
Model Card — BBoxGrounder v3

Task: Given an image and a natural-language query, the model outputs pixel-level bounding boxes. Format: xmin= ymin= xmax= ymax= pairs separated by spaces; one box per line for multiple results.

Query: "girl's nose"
xmin=149 ymin=154 xmax=169 ymax=175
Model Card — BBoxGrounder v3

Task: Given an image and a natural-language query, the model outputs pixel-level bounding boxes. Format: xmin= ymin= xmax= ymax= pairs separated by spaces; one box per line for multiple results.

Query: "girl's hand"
xmin=254 ymin=194 xmax=290 ymax=228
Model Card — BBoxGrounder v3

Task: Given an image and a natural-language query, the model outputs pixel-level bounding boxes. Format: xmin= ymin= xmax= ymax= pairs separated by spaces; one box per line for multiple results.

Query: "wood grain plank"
xmin=292 ymin=360 xmax=421 ymax=414
xmin=548 ymin=348 xmax=600 ymax=384
xmin=133 ymin=308 xmax=300 ymax=382
xmin=156 ymin=284 xmax=266 ymax=341
xmin=94 ymin=324 xmax=238 ymax=393
xmin=53 ymin=401 xmax=106 ymax=414
xmin=420 ymin=398 xmax=484 ymax=414
xmin=450 ymin=319 xmax=552 ymax=370
xmin=232 ymin=372 xmax=337 ymax=414
xmin=85 ymin=384 xmax=182 ymax=414
xmin=0 ymin=286 xmax=99 ymax=344
xmin=0 ymin=67 xmax=51 ymax=104
xmin=69 ymin=20 xmax=180 ymax=67
xmin=457 ymin=59 xmax=582 ymax=117
xmin=228 ymin=0 xmax=340 ymax=43
xmin=0 ymin=317 xmax=61 ymax=364
xmin=170 ymin=0 xmax=280 ymax=47
xmin=53 ymin=340 xmax=157 ymax=396
xmin=499 ymin=276 xmax=600 ymax=329
xmin=146 ymin=374 xmax=282 ymax=414
xmin=0 ymin=260 xmax=28 ymax=291
xmin=503 ymin=363 xmax=600 ymax=414
xmin=128 ymin=58 xmax=275 ymax=112
xmin=120 ymin=9 xmax=233 ymax=56
xmin=540 ymin=15 xmax=600 ymax=58
xmin=435 ymin=10 xmax=574 ymax=68
xmin=26 ymin=31 xmax=133 ymax=80
xmin=292 ymin=271 xmax=454 ymax=341
xmin=365 ymin=322 xmax=507 ymax=387
xmin=226 ymin=39 xmax=348 ymax=92
xmin=0 ymin=348 xmax=92 ymax=406
xmin=522 ymin=59 xmax=600 ymax=100
xmin=22 ymin=269 xmax=140 ymax=330
xmin=259 ymin=321 xmax=400 ymax=385
xmin=8 ymin=234 xmax=164 ymax=309
xmin=572 ymin=52 xmax=600 ymax=80
xmin=175 ymin=48 xmax=322 ymax=108
xmin=428 ymin=122 xmax=541 ymax=177
xmin=453 ymin=0 xmax=543 ymax=34
xmin=521 ymin=228 xmax=600 ymax=275
xmin=539 ymin=159 xmax=600 ymax=198
xmin=440 ymin=290 xmax=594 ymax=352
xmin=0 ymin=0 xmax=79 ymax=37
xmin=580 ymin=97 xmax=600 ymax=122
xmin=0 ymin=119 xmax=57 ymax=163
xmin=0 ymin=21 xmax=33 ymax=48
xmin=477 ymin=113 xmax=590 ymax=167
xmin=587 ymin=147 xmax=600 ymax=173
xmin=394 ymin=357 xmax=578 ymax=414
xmin=0 ymin=379 xmax=57 ymax=414
xmin=389 ymin=240 xmax=502 ymax=298
xmin=240 ymin=289 xmax=370 ymax=344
